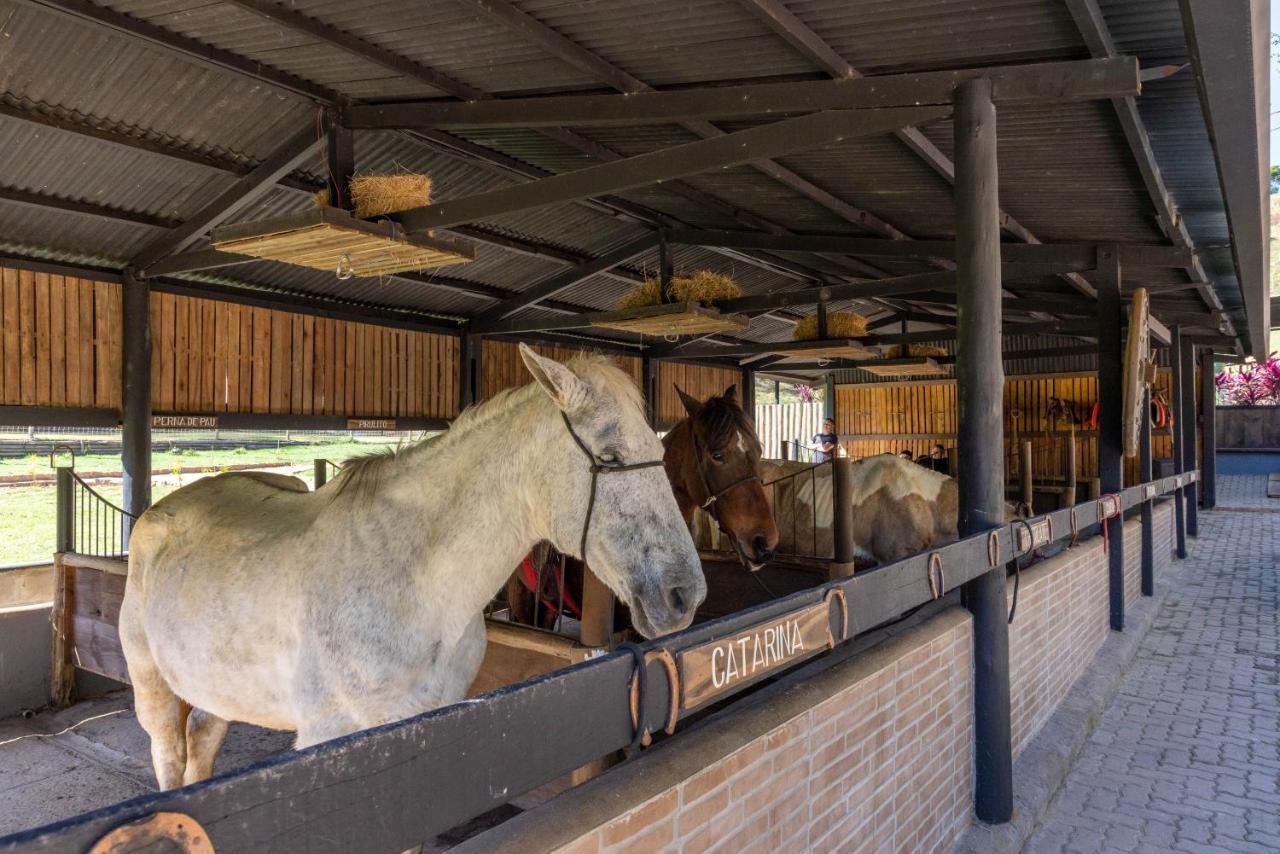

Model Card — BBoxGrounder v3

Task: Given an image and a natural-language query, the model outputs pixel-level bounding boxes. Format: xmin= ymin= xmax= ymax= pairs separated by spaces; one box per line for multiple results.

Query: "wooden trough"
xmin=212 ymin=207 xmax=476 ymax=277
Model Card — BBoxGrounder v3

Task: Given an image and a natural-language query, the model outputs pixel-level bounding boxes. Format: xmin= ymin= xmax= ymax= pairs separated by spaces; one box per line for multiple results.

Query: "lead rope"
xmin=1007 ymin=519 xmax=1035 ymax=625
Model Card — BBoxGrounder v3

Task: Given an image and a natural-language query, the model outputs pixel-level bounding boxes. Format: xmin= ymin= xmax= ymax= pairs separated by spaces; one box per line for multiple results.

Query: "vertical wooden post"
xmin=823 ymin=374 xmax=835 ymax=423
xmin=314 ymin=459 xmax=328 ymax=489
xmin=325 ymin=106 xmax=355 ymax=213
xmin=121 ymin=269 xmax=152 ymax=541
xmin=1180 ymin=339 xmax=1198 ymax=536
xmin=1170 ymin=328 xmax=1187 ymax=558
xmin=1019 ymin=440 xmax=1033 ymax=513
xmin=954 ymin=77 xmax=1012 ymax=825
xmin=1064 ymin=428 xmax=1078 ymax=507
xmin=740 ymin=367 xmax=755 ymax=416
xmin=572 ymin=568 xmax=617 ymax=783
xmin=816 ymin=302 xmax=829 ymax=339
xmin=773 ymin=379 xmax=780 ymax=405
xmin=643 ymin=354 xmax=658 ymax=427
xmin=1200 ymin=351 xmax=1217 ymax=509
xmin=830 ymin=457 xmax=856 ymax=578
xmin=1096 ymin=246 xmax=1124 ymax=632
xmin=1139 ymin=386 xmax=1154 ymax=596
xmin=49 ymin=555 xmax=76 ymax=707
xmin=459 ymin=333 xmax=480 ymax=409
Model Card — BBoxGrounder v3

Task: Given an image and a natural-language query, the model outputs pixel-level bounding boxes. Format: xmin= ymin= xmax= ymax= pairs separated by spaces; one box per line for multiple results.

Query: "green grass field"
xmin=0 ymin=440 xmax=397 ymax=480
xmin=0 ymin=439 xmax=400 ymax=566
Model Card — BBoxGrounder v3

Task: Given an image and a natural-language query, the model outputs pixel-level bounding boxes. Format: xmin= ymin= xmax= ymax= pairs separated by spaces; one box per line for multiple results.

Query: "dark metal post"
xmin=830 ymin=457 xmax=856 ymax=576
xmin=326 ymin=106 xmax=355 ymax=212
xmin=954 ymin=77 xmax=1013 ymax=825
xmin=55 ymin=466 xmax=74 ymax=553
xmin=460 ymin=333 xmax=480 ymax=408
xmin=740 ymin=367 xmax=756 ymax=416
xmin=816 ymin=302 xmax=829 ymax=339
xmin=658 ymin=231 xmax=673 ymax=302
xmin=822 ymin=374 xmax=835 ymax=422
xmin=1170 ymin=328 xmax=1187 ymax=558
xmin=1200 ymin=351 xmax=1216 ymax=509
xmin=1180 ymin=339 xmax=1198 ymax=536
xmin=1139 ymin=386 xmax=1154 ymax=596
xmin=314 ymin=459 xmax=328 ymax=489
xmin=1096 ymin=246 xmax=1124 ymax=631
xmin=121 ymin=269 xmax=152 ymax=540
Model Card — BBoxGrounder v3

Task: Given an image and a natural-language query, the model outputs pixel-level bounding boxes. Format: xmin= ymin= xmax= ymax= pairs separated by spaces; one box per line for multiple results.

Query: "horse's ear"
xmin=722 ymin=384 xmax=737 ymax=404
xmin=519 ymin=343 xmax=587 ymax=412
xmin=675 ymin=385 xmax=703 ymax=418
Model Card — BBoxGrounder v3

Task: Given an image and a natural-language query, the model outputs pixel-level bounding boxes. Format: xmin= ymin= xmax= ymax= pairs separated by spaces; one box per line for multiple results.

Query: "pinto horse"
xmin=505 ymin=384 xmax=778 ymax=629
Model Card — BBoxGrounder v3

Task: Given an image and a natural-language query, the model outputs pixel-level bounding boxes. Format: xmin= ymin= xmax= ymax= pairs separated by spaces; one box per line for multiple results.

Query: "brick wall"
xmin=1008 ymin=501 xmax=1175 ymax=756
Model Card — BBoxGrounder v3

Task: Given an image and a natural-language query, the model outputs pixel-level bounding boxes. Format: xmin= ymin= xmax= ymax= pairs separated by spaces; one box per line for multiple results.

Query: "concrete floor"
xmin=0 ymin=691 xmax=293 ymax=839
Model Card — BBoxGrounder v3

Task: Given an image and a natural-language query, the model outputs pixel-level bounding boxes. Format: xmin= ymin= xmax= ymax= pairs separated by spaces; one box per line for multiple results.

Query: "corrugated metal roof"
xmin=0 ymin=0 xmax=1254 ymax=354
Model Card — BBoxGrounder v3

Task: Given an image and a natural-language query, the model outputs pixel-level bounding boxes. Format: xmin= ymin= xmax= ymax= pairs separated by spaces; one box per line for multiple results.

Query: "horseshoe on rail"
xmin=89 ymin=812 xmax=212 ymax=854
xmin=927 ymin=552 xmax=945 ymax=601
xmin=628 ymin=647 xmax=680 ymax=747
xmin=987 ymin=530 xmax=1001 ymax=568
xmin=824 ymin=588 xmax=848 ymax=646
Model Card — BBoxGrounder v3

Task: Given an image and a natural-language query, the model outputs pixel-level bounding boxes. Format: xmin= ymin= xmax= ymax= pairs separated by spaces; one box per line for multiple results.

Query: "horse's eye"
xmin=711 ymin=450 xmax=725 ymax=463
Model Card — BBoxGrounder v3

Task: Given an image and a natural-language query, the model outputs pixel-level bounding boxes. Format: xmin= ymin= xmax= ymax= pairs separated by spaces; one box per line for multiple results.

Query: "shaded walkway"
xmin=1025 ymin=505 xmax=1280 ymax=853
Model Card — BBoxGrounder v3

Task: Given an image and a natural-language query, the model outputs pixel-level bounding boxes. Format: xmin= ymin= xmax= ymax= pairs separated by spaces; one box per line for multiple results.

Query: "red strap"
xmin=520 ymin=554 xmax=583 ymax=621
xmin=1098 ymin=494 xmax=1122 ymax=554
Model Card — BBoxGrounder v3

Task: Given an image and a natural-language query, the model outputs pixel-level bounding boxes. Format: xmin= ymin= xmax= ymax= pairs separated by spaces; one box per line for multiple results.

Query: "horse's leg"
xmin=130 ymin=663 xmax=189 ymax=790
xmin=182 ymin=708 xmax=230 ymax=785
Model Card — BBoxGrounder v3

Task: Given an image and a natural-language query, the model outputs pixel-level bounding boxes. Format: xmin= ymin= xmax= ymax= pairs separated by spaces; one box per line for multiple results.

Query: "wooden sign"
xmin=347 ymin=418 xmax=396 ymax=430
xmin=152 ymin=415 xmax=218 ymax=429
xmin=1015 ymin=517 xmax=1053 ymax=552
xmin=679 ymin=600 xmax=835 ymax=712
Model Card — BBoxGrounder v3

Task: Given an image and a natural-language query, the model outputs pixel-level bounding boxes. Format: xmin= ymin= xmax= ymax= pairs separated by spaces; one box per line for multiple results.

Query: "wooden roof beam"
xmin=131 ymin=123 xmax=325 ymax=269
xmin=348 ymin=58 xmax=1140 ymax=129
xmin=390 ymin=107 xmax=950 ymax=233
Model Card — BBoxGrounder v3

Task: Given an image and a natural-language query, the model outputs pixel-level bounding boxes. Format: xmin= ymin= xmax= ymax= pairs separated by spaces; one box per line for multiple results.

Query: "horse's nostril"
xmin=752 ymin=535 xmax=773 ymax=561
xmin=667 ymin=585 xmax=690 ymax=615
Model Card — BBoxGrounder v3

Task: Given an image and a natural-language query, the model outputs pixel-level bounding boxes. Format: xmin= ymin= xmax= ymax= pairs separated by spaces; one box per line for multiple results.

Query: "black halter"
xmin=561 ymin=412 xmax=665 ymax=565
xmin=690 ymin=429 xmax=763 ymax=518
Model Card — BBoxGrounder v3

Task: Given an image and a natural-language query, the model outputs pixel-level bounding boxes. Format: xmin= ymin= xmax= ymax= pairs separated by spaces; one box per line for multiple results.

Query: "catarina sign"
xmin=678 ymin=597 xmax=841 ymax=712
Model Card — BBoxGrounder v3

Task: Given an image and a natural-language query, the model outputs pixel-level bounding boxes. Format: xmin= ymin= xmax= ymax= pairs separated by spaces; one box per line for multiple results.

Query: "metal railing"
xmin=764 ymin=460 xmax=832 ymax=561
xmin=53 ymin=449 xmax=136 ymax=559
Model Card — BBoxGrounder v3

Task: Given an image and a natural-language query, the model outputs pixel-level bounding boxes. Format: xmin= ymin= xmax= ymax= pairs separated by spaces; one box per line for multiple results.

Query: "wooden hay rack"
xmin=857 ymin=357 xmax=947 ymax=377
xmin=212 ymin=207 xmax=476 ymax=278
xmin=590 ymin=301 xmax=750 ymax=337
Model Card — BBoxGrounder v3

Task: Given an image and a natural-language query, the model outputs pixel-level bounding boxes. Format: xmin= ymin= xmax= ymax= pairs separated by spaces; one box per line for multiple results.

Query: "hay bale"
xmin=792 ymin=311 xmax=867 ymax=341
xmin=614 ymin=270 xmax=741 ymax=310
xmin=314 ymin=174 xmax=433 ymax=219
xmin=908 ymin=344 xmax=947 ymax=358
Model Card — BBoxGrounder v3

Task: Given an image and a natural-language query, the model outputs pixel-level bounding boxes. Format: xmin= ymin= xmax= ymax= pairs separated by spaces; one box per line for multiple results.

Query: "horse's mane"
xmin=696 ymin=391 xmax=761 ymax=455
xmin=331 ymin=354 xmax=638 ymax=499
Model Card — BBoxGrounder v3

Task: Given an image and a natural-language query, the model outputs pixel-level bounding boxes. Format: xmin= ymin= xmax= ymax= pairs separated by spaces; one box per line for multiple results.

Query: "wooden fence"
xmin=480 ymin=339 xmax=642 ymax=400
xmin=753 ymin=402 xmax=824 ymax=459
xmin=1217 ymin=405 xmax=1280 ymax=450
xmin=836 ymin=369 xmax=1186 ymax=485
xmin=654 ymin=362 xmax=739 ymax=428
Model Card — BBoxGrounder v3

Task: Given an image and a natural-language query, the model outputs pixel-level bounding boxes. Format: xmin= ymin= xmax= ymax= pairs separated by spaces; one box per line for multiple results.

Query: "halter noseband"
xmin=691 ymin=430 xmax=762 ymax=515
xmin=561 ymin=412 xmax=665 ymax=565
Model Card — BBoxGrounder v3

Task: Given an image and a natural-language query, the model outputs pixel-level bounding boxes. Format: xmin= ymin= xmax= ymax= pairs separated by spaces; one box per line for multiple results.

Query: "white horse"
xmin=119 ymin=345 xmax=705 ymax=789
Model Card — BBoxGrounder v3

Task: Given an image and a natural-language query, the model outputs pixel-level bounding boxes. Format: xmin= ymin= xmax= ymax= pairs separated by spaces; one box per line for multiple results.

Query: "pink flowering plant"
xmin=1216 ymin=353 xmax=1280 ymax=405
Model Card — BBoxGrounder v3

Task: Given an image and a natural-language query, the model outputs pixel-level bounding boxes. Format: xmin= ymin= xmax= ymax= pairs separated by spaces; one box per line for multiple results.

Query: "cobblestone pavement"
xmin=1214 ymin=474 xmax=1277 ymax=510
xmin=1025 ymin=509 xmax=1280 ymax=854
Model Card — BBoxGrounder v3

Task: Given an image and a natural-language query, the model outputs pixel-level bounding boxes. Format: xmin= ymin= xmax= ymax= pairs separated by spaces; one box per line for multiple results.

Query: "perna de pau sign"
xmin=678 ymin=591 xmax=846 ymax=712
xmin=152 ymin=415 xmax=218 ymax=429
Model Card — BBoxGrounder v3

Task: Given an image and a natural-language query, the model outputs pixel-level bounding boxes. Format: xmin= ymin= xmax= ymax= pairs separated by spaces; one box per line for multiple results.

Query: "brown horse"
xmin=504 ymin=384 xmax=779 ymax=628
xmin=664 ymin=385 xmax=778 ymax=571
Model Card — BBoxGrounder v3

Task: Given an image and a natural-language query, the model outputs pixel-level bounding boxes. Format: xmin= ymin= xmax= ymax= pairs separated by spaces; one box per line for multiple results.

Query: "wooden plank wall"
xmin=148 ymin=292 xmax=459 ymax=418
xmin=835 ymin=370 xmax=1187 ymax=486
xmin=479 ymin=339 xmax=642 ymax=400
xmin=0 ymin=266 xmax=460 ymax=419
xmin=0 ymin=269 xmax=121 ymax=408
xmin=655 ymin=362 xmax=740 ymax=428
